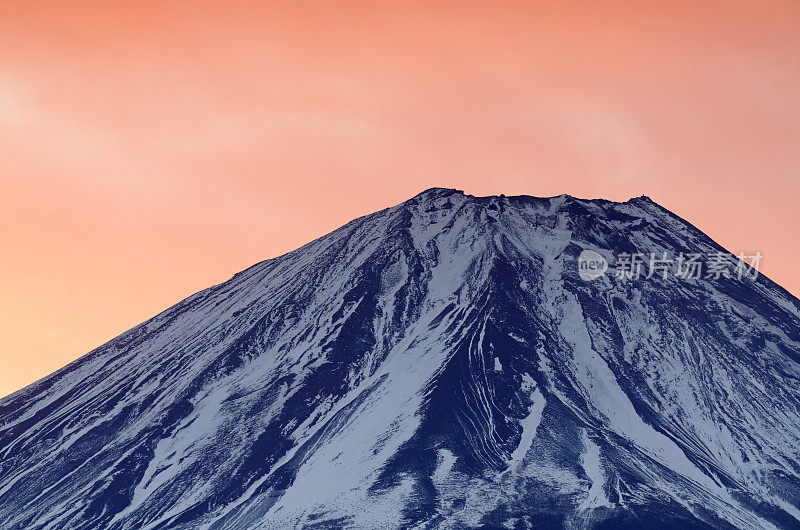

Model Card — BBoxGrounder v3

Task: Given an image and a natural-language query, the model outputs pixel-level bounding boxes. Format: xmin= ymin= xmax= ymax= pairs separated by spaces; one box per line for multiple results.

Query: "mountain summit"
xmin=2 ymin=189 xmax=799 ymax=529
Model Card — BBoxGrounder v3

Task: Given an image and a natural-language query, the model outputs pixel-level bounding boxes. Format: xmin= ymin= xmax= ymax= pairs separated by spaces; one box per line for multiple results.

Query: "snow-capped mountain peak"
xmin=1 ymin=189 xmax=799 ymax=529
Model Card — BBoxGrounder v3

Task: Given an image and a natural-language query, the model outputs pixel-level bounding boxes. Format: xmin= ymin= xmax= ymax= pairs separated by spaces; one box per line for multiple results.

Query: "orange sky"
xmin=1 ymin=1 xmax=799 ymax=398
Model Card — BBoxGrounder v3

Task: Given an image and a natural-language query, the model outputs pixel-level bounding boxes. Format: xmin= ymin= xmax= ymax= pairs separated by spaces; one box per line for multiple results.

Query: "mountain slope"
xmin=1 ymin=188 xmax=799 ymax=529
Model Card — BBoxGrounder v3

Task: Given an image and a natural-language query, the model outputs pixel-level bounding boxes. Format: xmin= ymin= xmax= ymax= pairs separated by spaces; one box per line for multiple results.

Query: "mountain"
xmin=1 ymin=188 xmax=800 ymax=529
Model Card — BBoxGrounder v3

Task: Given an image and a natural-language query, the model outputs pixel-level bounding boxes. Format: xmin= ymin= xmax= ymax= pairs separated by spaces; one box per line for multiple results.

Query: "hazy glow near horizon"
xmin=1 ymin=1 xmax=799 ymax=397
